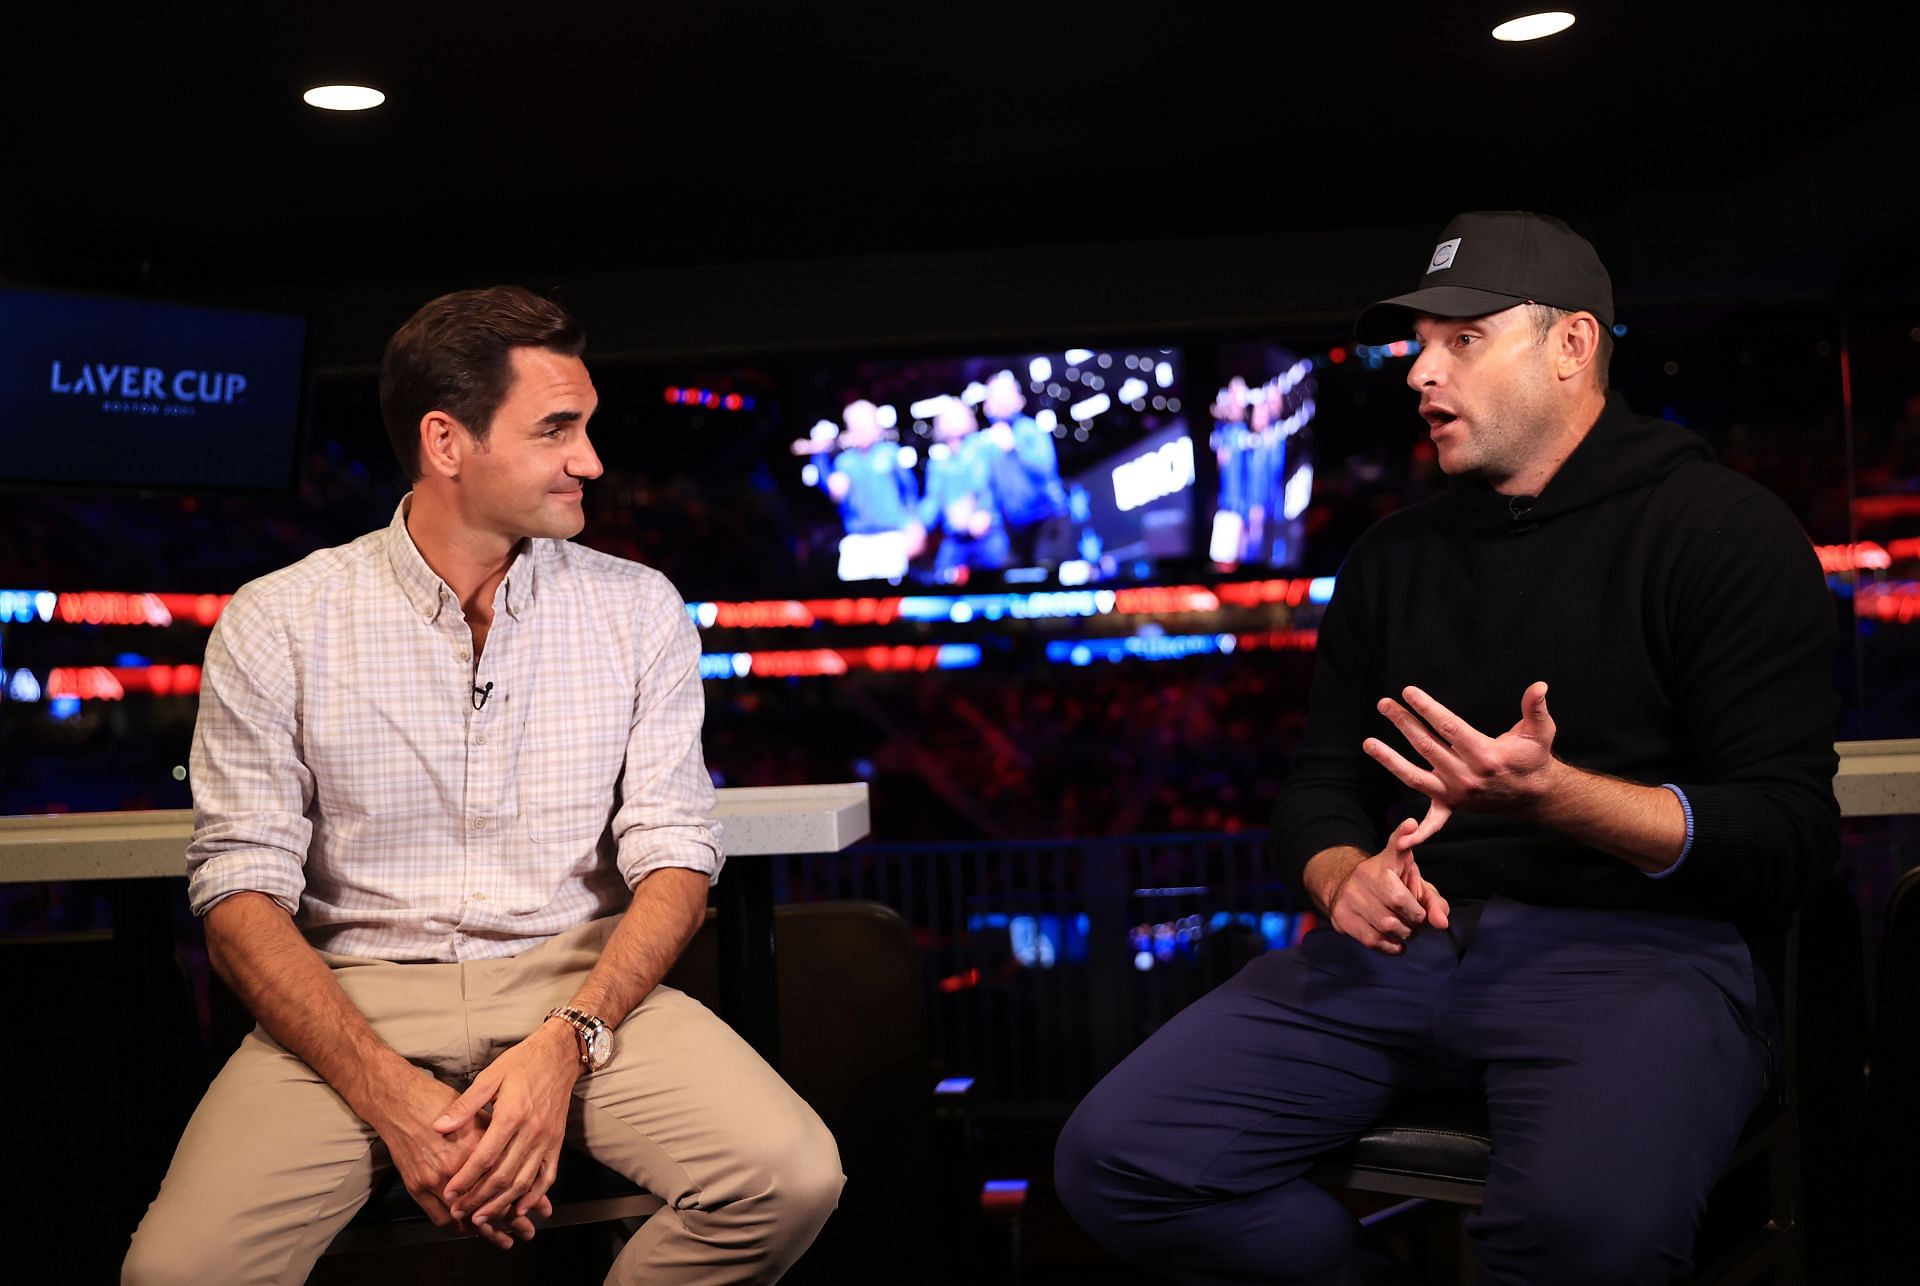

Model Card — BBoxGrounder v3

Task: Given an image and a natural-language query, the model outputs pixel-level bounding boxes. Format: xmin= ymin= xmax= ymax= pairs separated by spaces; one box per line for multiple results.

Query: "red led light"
xmin=664 ymin=387 xmax=682 ymax=404
xmin=45 ymin=592 xmax=232 ymax=628
xmin=1328 ymin=347 xmax=1347 ymax=365
xmin=1213 ymin=578 xmax=1316 ymax=608
xmin=46 ymin=667 xmax=127 ymax=700
xmin=1816 ymin=542 xmax=1891 ymax=574
xmin=856 ymin=645 xmax=948 ymax=673
xmin=56 ymin=592 xmax=171 ymax=626
xmin=1816 ymin=538 xmax=1920 ymax=573
xmin=1857 ymin=583 xmax=1920 ymax=624
xmin=1233 ymin=629 xmax=1320 ymax=652
xmin=711 ymin=600 xmax=816 ymax=629
xmin=806 ymin=597 xmax=903 ymax=626
xmin=1853 ymin=495 xmax=1920 ymax=523
xmin=155 ymin=593 xmax=231 ymax=626
xmin=41 ymin=664 xmax=205 ymax=701
xmin=938 ymin=967 xmax=982 ymax=994
xmin=1113 ymin=585 xmax=1220 ymax=615
xmin=741 ymin=649 xmax=849 ymax=678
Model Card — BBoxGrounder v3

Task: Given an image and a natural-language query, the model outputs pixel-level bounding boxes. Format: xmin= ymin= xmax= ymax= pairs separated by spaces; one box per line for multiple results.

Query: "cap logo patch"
xmin=1427 ymin=238 xmax=1461 ymax=273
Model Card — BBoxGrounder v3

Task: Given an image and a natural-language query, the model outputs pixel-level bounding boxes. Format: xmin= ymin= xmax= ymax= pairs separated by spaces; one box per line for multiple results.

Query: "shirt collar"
xmin=499 ymin=541 xmax=539 ymax=620
xmin=384 ymin=494 xmax=542 ymax=623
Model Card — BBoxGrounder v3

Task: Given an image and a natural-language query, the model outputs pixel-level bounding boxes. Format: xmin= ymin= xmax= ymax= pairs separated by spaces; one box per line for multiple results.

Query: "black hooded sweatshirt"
xmin=1272 ymin=392 xmax=1840 ymax=948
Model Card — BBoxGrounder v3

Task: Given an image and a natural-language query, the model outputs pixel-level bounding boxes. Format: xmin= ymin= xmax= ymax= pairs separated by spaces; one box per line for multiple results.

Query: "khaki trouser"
xmin=123 ymin=915 xmax=844 ymax=1285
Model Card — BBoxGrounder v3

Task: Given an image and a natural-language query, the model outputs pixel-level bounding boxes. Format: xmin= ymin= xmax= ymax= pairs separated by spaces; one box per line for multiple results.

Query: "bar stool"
xmin=1308 ymin=920 xmax=1806 ymax=1286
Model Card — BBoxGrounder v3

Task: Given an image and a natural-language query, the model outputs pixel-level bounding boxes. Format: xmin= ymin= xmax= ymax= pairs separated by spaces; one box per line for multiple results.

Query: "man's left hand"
xmin=434 ymin=1019 xmax=583 ymax=1236
xmin=1363 ymin=681 xmax=1559 ymax=843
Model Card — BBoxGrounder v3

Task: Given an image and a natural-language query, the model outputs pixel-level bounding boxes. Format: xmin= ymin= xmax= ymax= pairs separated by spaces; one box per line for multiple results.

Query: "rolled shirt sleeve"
xmin=180 ymin=502 xmax=729 ymax=961
xmin=185 ymin=586 xmax=313 ymax=917
xmin=611 ymin=578 xmax=724 ymax=888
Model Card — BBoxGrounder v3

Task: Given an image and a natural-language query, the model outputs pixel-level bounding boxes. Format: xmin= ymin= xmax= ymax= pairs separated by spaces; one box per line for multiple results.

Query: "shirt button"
xmin=457 ymin=648 xmax=470 ymax=661
xmin=474 ymin=734 xmax=487 ymax=745
xmin=471 ymin=892 xmax=487 ymax=902
xmin=472 ymin=816 xmax=487 ymax=830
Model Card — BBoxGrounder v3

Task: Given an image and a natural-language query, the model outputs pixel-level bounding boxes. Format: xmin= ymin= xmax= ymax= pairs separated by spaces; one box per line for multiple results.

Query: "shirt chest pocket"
xmin=519 ymin=690 xmax=629 ymax=844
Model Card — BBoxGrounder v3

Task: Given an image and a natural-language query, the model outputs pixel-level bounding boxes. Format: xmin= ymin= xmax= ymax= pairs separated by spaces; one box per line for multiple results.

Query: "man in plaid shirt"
xmin=125 ymin=287 xmax=843 ymax=1285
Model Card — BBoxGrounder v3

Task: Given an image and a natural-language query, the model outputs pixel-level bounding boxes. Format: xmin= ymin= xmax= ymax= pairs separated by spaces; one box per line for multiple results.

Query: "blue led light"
xmin=896 ymin=596 xmax=957 ymax=622
xmin=935 ymin=644 xmax=982 ymax=670
xmin=0 ymin=590 xmax=57 ymax=624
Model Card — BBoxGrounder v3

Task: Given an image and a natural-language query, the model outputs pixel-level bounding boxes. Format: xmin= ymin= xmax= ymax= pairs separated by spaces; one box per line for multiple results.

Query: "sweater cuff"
xmin=1646 ymin=784 xmax=1694 ymax=880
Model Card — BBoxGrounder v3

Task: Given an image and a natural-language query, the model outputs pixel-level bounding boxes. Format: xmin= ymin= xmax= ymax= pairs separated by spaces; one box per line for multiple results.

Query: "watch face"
xmin=586 ymin=1025 xmax=613 ymax=1069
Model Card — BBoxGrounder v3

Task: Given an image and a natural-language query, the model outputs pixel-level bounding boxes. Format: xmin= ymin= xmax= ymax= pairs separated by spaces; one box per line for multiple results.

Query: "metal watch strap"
xmin=547 ymin=1006 xmax=603 ymax=1068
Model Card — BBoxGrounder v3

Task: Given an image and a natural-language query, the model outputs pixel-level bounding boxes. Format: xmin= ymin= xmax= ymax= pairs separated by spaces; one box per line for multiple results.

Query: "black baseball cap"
xmin=1355 ymin=210 xmax=1614 ymax=344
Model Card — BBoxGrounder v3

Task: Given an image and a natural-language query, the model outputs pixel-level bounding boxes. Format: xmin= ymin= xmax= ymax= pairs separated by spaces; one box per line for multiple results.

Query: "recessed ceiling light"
xmin=1491 ymin=11 xmax=1576 ymax=42
xmin=302 ymin=85 xmax=386 ymax=111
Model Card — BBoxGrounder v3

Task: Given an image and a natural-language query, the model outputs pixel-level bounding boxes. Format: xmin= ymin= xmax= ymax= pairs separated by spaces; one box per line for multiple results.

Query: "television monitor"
xmin=0 ymin=286 xmax=307 ymax=492
xmin=784 ymin=344 xmax=1195 ymax=587
xmin=1207 ymin=341 xmax=1316 ymax=570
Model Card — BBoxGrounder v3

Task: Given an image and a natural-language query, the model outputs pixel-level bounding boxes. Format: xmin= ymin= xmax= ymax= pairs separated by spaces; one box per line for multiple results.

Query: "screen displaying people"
xmin=789 ymin=347 xmax=1193 ymax=586
xmin=1209 ymin=346 xmax=1315 ymax=569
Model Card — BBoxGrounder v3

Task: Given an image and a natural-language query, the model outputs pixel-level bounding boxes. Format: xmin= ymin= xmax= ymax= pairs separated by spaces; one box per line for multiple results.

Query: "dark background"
xmin=5 ymin=8 xmax=1920 ymax=1280
xmin=5 ymin=0 xmax=1919 ymax=823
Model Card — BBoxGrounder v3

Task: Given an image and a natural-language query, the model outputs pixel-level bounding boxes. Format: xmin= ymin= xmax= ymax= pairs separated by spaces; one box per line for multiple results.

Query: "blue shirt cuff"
xmin=1648 ymin=784 xmax=1694 ymax=880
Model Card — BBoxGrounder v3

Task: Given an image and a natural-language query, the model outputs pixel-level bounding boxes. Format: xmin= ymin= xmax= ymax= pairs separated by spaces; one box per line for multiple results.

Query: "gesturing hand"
xmin=1363 ymin=681 xmax=1558 ymax=843
xmin=1327 ymin=818 xmax=1453 ymax=955
xmin=433 ymin=1020 xmax=580 ymax=1239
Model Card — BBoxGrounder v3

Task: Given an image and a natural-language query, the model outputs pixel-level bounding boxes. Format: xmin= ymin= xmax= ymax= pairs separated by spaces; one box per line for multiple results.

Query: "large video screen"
xmin=0 ymin=287 xmax=307 ymax=492
xmin=1207 ymin=341 xmax=1315 ymax=570
xmin=785 ymin=345 xmax=1195 ymax=586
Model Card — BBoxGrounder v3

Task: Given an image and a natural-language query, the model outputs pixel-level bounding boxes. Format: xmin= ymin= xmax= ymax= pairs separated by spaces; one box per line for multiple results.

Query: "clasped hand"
xmin=432 ymin=1021 xmax=581 ymax=1242
xmin=375 ymin=1023 xmax=578 ymax=1250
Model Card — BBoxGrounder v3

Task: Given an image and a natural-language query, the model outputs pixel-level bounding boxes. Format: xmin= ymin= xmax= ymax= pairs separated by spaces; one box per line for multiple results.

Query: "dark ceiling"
xmin=4 ymin=3 xmax=1918 ymax=301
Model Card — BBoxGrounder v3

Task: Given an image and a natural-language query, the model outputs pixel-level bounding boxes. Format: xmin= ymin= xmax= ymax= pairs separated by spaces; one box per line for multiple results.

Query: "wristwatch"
xmin=547 ymin=1006 xmax=614 ymax=1072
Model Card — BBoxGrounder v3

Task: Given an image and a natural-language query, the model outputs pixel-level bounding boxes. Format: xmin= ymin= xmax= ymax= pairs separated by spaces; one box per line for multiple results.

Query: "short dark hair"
xmin=379 ymin=286 xmax=585 ymax=480
xmin=1525 ymin=302 xmax=1612 ymax=393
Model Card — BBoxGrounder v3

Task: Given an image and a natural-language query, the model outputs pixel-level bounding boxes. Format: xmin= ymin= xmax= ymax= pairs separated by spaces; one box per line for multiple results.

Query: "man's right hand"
xmin=366 ymin=1066 xmax=550 ymax=1250
xmin=1321 ymin=819 xmax=1452 ymax=955
xmin=203 ymin=895 xmax=552 ymax=1251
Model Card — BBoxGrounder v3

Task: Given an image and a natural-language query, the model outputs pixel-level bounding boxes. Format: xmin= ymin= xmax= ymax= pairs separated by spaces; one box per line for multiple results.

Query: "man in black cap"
xmin=1055 ymin=212 xmax=1839 ymax=1284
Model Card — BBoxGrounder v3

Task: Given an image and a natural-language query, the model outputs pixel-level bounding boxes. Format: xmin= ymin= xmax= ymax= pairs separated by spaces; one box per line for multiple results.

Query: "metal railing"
xmin=772 ymin=830 xmax=1306 ymax=1109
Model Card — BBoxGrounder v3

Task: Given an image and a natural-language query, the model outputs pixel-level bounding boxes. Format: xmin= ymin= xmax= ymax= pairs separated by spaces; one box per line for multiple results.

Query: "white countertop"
xmin=3 ymin=739 xmax=1916 ymax=884
xmin=0 ymin=782 xmax=871 ymax=884
xmin=1833 ymin=739 xmax=1920 ymax=819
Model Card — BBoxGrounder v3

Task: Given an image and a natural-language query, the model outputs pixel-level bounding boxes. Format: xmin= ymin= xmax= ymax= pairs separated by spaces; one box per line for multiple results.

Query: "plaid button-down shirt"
xmin=186 ymin=497 xmax=721 ymax=961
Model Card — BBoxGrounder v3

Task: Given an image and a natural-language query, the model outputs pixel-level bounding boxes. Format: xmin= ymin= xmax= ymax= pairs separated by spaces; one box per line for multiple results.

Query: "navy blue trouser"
xmin=1054 ymin=899 xmax=1774 ymax=1285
